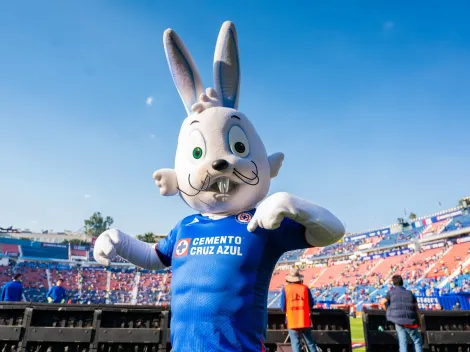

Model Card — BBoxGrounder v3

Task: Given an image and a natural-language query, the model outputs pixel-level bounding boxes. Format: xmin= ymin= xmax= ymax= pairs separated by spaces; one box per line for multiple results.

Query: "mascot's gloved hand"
xmin=248 ymin=192 xmax=345 ymax=247
xmin=93 ymin=229 xmax=164 ymax=270
xmin=247 ymin=192 xmax=296 ymax=231
xmin=47 ymin=297 xmax=53 ymax=303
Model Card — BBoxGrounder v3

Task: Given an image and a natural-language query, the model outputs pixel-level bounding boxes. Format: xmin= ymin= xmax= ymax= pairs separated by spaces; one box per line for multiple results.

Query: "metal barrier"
xmin=0 ymin=303 xmax=350 ymax=351
xmin=362 ymin=308 xmax=470 ymax=352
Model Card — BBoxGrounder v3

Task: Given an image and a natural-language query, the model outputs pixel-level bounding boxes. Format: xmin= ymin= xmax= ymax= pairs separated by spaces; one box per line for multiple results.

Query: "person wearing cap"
xmin=0 ymin=273 xmax=24 ymax=302
xmin=280 ymin=268 xmax=318 ymax=352
xmin=46 ymin=278 xmax=67 ymax=303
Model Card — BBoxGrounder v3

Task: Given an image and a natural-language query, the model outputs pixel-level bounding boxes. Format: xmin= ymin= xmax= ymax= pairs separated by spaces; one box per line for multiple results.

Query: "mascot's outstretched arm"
xmin=247 ymin=192 xmax=345 ymax=247
xmin=93 ymin=229 xmax=164 ymax=270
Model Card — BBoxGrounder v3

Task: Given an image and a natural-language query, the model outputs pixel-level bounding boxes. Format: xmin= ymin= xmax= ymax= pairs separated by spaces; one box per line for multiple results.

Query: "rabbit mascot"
xmin=94 ymin=21 xmax=345 ymax=352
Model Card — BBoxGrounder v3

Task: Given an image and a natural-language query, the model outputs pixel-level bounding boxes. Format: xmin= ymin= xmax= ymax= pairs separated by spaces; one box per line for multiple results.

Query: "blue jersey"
xmin=1 ymin=281 xmax=23 ymax=302
xmin=156 ymin=209 xmax=312 ymax=352
xmin=47 ymin=285 xmax=66 ymax=303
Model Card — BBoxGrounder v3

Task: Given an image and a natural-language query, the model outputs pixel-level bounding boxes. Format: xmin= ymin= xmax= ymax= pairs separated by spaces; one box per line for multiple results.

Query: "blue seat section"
xmin=0 ymin=238 xmax=32 ymax=246
xmin=321 ymin=286 xmax=346 ymax=301
xmin=278 ymin=249 xmax=303 ymax=262
xmin=378 ymin=228 xmax=423 ymax=247
xmin=24 ymin=288 xmax=47 ymax=302
xmin=21 ymin=245 xmax=68 ymax=260
xmin=444 ymin=215 xmax=470 ymax=232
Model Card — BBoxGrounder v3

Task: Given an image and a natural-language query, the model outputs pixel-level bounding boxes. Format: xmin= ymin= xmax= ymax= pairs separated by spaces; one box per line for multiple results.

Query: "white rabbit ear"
xmin=213 ymin=21 xmax=240 ymax=109
xmin=163 ymin=29 xmax=204 ymax=115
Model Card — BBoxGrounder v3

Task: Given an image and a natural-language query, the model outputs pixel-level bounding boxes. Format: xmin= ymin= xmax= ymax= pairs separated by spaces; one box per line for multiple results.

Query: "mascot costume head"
xmin=94 ymin=21 xmax=345 ymax=352
xmin=154 ymin=21 xmax=283 ymax=217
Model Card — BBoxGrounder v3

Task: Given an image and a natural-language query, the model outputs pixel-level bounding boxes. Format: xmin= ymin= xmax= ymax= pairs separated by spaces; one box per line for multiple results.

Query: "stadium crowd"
xmin=1 ymin=205 xmax=470 ymax=310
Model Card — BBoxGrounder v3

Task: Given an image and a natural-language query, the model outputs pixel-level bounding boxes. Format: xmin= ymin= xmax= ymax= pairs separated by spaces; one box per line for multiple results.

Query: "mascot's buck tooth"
xmin=94 ymin=21 xmax=346 ymax=352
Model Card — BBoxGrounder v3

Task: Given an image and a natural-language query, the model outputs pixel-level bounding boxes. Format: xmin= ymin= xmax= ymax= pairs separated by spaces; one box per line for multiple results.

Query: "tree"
xmin=136 ymin=232 xmax=156 ymax=243
xmin=409 ymin=212 xmax=417 ymax=221
xmin=84 ymin=212 xmax=114 ymax=238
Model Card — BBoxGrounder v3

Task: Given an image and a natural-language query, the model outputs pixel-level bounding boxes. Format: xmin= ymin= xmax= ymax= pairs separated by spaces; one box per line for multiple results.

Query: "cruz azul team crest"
xmin=236 ymin=212 xmax=252 ymax=224
xmin=175 ymin=238 xmax=191 ymax=257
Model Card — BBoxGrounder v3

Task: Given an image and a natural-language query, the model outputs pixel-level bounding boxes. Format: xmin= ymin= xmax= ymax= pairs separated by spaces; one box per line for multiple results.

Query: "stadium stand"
xmin=1 ymin=200 xmax=469 ymax=310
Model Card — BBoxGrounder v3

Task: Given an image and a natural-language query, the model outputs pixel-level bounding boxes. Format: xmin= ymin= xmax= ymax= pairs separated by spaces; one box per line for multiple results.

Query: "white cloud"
xmin=383 ymin=21 xmax=395 ymax=31
xmin=150 ymin=134 xmax=156 ymax=139
xmin=84 ymin=194 xmax=91 ymax=199
xmin=32 ymin=220 xmax=38 ymax=224
xmin=146 ymin=96 xmax=154 ymax=105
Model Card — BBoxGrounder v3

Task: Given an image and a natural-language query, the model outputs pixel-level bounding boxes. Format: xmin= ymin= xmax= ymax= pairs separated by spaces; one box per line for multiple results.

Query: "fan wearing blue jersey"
xmin=94 ymin=21 xmax=345 ymax=352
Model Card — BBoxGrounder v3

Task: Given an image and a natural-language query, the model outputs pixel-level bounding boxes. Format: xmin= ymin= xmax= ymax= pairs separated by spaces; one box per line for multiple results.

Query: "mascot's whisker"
xmin=178 ymin=174 xmax=210 ymax=196
xmin=233 ymin=161 xmax=259 ymax=185
xmin=234 ymin=170 xmax=260 ymax=186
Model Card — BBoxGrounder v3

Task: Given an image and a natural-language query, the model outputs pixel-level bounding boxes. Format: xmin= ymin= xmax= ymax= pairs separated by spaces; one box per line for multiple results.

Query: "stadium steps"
xmin=106 ymin=270 xmax=111 ymax=291
xmin=418 ymin=246 xmax=453 ymax=282
xmin=267 ymin=291 xmax=282 ymax=308
xmin=427 ymin=242 xmax=470 ymax=278
xmin=438 ymin=254 xmax=470 ymax=288
xmin=309 ymin=268 xmax=327 ymax=288
xmin=365 ymin=259 xmax=383 ymax=277
xmin=313 ymin=263 xmax=348 ymax=287
xmin=131 ymin=272 xmax=140 ymax=305
xmin=46 ymin=268 xmax=52 ymax=289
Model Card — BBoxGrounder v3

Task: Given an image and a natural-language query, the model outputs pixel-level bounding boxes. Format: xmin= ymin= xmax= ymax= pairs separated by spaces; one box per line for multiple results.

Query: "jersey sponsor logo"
xmin=175 ymin=238 xmax=191 ymax=257
xmin=236 ymin=212 xmax=252 ymax=224
xmin=174 ymin=235 xmax=244 ymax=258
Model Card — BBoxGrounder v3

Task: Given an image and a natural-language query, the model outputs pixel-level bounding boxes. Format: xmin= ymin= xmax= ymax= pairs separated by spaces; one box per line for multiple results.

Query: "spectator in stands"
xmin=452 ymin=302 xmax=461 ymax=310
xmin=0 ymin=274 xmax=23 ymax=302
xmin=280 ymin=268 xmax=318 ymax=352
xmin=47 ymin=278 xmax=66 ymax=304
xmin=381 ymin=275 xmax=422 ymax=352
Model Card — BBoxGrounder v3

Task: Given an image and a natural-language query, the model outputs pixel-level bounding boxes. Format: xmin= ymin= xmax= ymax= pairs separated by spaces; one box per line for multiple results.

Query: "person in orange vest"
xmin=280 ymin=268 xmax=318 ymax=352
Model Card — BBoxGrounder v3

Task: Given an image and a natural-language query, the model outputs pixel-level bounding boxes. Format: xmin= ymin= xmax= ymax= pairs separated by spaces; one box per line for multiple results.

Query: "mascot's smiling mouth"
xmin=208 ymin=177 xmax=237 ymax=194
xmin=180 ymin=161 xmax=260 ymax=199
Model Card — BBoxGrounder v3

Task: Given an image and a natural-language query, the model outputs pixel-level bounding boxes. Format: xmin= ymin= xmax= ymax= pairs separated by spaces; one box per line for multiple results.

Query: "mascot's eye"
xmin=234 ymin=142 xmax=245 ymax=154
xmin=192 ymin=147 xmax=203 ymax=159
xmin=228 ymin=126 xmax=250 ymax=157
xmin=188 ymin=130 xmax=206 ymax=162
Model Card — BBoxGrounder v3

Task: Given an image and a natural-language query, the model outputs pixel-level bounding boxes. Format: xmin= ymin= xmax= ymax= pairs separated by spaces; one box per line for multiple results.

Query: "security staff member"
xmin=1 ymin=273 xmax=23 ymax=302
xmin=280 ymin=268 xmax=318 ymax=352
xmin=47 ymin=278 xmax=66 ymax=303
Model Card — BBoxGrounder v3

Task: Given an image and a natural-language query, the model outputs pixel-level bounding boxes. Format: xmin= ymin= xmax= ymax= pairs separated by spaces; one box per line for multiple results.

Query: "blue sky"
xmin=1 ymin=1 xmax=469 ymax=236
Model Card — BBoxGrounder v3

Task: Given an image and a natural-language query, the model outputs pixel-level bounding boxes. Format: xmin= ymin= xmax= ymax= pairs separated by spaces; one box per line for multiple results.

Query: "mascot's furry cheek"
xmin=268 ymin=152 xmax=284 ymax=178
xmin=152 ymin=169 xmax=179 ymax=196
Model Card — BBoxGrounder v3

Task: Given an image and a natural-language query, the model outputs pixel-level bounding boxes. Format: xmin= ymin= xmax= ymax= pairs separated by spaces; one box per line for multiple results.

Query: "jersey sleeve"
xmin=155 ymin=223 xmax=180 ymax=267
xmin=267 ymin=217 xmax=312 ymax=257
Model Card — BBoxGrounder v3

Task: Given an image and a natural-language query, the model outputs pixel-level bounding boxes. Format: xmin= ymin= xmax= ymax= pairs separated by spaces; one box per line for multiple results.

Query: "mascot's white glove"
xmin=247 ymin=192 xmax=345 ymax=247
xmin=93 ymin=229 xmax=164 ymax=270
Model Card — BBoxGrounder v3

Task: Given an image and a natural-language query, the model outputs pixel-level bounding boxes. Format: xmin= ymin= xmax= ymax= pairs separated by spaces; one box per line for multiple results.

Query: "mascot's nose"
xmin=212 ymin=159 xmax=229 ymax=171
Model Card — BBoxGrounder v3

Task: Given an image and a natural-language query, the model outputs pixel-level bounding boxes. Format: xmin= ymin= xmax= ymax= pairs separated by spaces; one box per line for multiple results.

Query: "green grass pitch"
xmin=349 ymin=317 xmax=365 ymax=352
